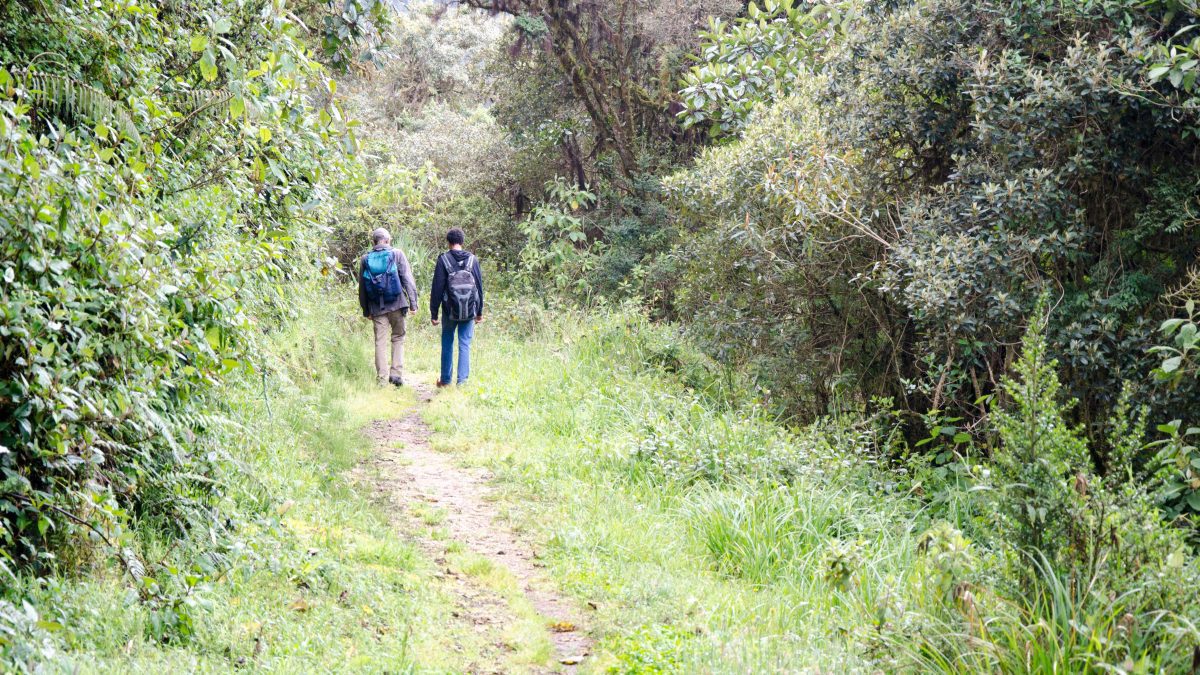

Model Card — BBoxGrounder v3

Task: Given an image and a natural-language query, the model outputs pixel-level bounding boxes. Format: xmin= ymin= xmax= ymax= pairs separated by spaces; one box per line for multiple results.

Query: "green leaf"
xmin=1178 ymin=322 xmax=1197 ymax=346
xmin=1162 ymin=355 xmax=1183 ymax=373
xmin=200 ymin=49 xmax=218 ymax=82
xmin=22 ymin=153 xmax=40 ymax=181
xmin=1158 ymin=421 xmax=1182 ymax=434
xmin=214 ymin=17 xmax=232 ymax=34
xmin=1161 ymin=318 xmax=1187 ymax=334
xmin=1187 ymin=490 xmax=1200 ymax=512
xmin=258 ymin=126 xmax=272 ymax=143
xmin=190 ymin=35 xmax=209 ymax=53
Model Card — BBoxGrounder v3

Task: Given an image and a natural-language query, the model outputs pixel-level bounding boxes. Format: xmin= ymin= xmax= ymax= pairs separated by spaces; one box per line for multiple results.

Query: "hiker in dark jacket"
xmin=430 ymin=228 xmax=484 ymax=387
xmin=359 ymin=228 xmax=419 ymax=386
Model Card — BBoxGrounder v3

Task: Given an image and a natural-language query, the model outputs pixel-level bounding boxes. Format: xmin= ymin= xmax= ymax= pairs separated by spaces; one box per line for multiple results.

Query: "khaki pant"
xmin=372 ymin=310 xmax=407 ymax=382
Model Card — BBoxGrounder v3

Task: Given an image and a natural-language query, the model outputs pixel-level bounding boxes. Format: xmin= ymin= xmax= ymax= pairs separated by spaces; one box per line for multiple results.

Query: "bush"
xmin=667 ymin=0 xmax=1200 ymax=441
xmin=0 ymin=1 xmax=349 ymax=575
xmin=989 ymin=310 xmax=1092 ymax=577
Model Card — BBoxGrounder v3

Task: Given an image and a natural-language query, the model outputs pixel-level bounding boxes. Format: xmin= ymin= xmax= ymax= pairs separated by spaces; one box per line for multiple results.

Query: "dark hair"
xmin=446 ymin=228 xmax=465 ymax=246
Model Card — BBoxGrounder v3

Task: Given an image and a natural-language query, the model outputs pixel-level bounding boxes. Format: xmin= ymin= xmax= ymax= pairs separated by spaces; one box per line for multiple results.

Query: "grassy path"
xmin=357 ymin=381 xmax=592 ymax=672
xmin=400 ymin=301 xmax=942 ymax=672
xmin=19 ymin=299 xmax=914 ymax=672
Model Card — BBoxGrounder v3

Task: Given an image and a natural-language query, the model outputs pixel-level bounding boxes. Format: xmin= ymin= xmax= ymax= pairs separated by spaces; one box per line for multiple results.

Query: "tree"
xmin=669 ymin=0 xmax=1200 ymax=440
xmin=463 ymin=0 xmax=736 ymax=182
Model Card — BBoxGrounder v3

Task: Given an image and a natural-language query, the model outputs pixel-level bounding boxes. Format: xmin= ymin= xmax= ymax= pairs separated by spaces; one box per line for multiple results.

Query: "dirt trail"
xmin=363 ymin=383 xmax=591 ymax=672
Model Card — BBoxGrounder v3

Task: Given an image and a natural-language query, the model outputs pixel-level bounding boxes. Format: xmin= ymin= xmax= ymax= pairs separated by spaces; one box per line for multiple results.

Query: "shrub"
xmin=989 ymin=310 xmax=1092 ymax=577
xmin=668 ymin=0 xmax=1200 ymax=442
xmin=0 ymin=1 xmax=350 ymax=575
xmin=1148 ymin=293 xmax=1200 ymax=520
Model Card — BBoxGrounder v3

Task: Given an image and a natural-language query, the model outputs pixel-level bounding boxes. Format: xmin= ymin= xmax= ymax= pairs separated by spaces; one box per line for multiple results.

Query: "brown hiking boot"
xmin=436 ymin=380 xmax=450 ymax=388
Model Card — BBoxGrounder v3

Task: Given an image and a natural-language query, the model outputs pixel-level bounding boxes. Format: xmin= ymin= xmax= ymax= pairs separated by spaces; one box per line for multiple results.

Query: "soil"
xmin=362 ymin=383 xmax=592 ymax=673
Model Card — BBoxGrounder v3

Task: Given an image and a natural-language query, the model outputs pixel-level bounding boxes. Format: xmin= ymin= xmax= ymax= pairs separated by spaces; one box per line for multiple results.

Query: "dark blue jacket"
xmin=430 ymin=249 xmax=484 ymax=321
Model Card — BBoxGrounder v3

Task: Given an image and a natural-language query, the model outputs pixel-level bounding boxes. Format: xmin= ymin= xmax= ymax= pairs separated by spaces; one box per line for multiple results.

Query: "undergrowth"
xmin=1 ymin=292 xmax=443 ymax=672
xmin=8 ymin=290 xmax=1199 ymax=672
xmin=425 ymin=297 xmax=1200 ymax=673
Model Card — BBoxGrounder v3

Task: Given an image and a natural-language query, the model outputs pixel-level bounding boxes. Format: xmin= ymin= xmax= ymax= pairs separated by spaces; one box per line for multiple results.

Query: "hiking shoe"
xmin=435 ymin=380 xmax=450 ymax=388
xmin=388 ymin=376 xmax=404 ymax=388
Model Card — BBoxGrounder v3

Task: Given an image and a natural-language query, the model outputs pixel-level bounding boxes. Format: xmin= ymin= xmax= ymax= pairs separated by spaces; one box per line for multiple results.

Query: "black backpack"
xmin=442 ymin=253 xmax=480 ymax=321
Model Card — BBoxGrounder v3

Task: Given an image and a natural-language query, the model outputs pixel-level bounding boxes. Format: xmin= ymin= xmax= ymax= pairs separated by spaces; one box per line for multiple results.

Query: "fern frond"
xmin=11 ymin=69 xmax=235 ymax=148
xmin=15 ymin=70 xmax=143 ymax=146
xmin=169 ymin=89 xmax=233 ymax=119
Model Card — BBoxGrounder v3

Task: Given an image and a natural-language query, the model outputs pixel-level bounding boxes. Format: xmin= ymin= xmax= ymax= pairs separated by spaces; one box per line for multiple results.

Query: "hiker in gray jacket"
xmin=358 ymin=228 xmax=419 ymax=386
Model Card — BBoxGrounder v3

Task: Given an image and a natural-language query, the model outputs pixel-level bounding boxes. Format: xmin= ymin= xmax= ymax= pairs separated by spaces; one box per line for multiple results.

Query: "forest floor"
xmin=355 ymin=381 xmax=592 ymax=672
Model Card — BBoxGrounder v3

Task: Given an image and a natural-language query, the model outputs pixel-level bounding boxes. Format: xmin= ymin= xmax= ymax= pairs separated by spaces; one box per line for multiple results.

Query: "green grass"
xmin=412 ymin=297 xmax=1200 ymax=674
xmin=11 ymin=293 xmax=1199 ymax=673
xmin=413 ymin=300 xmax=938 ymax=672
xmin=2 ymin=295 xmax=492 ymax=673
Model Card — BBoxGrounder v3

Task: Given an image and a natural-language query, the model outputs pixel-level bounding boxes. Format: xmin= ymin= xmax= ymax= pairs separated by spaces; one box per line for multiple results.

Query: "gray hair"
xmin=371 ymin=228 xmax=391 ymax=245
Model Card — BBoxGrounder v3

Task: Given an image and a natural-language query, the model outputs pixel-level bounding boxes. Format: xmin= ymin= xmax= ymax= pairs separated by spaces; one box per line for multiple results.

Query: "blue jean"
xmin=440 ymin=319 xmax=476 ymax=385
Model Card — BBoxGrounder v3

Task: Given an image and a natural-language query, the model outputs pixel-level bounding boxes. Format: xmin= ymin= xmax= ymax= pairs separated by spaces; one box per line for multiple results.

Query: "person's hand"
xmin=431 ymin=318 xmax=440 ymax=326
xmin=475 ymin=316 xmax=483 ymax=324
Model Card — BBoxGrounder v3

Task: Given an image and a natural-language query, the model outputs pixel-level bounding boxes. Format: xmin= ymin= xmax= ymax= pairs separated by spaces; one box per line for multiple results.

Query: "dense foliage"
xmin=0 ymin=0 xmax=351 ymax=579
xmin=453 ymin=0 xmax=741 ymax=292
xmin=668 ymin=0 xmax=1200 ymax=448
xmin=6 ymin=0 xmax=1200 ymax=670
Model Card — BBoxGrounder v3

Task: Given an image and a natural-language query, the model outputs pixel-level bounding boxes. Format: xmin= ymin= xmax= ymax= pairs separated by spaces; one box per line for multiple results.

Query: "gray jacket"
xmin=358 ymin=245 xmax=419 ymax=318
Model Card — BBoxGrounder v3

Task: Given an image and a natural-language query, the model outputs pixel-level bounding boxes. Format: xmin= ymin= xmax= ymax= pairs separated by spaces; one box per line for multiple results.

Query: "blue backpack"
xmin=362 ymin=249 xmax=402 ymax=303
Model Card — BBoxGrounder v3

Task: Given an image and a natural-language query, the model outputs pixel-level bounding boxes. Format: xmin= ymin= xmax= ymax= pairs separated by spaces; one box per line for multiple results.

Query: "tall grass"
xmin=901 ymin=554 xmax=1200 ymax=673
xmin=420 ymin=300 xmax=939 ymax=670
xmin=420 ymin=297 xmax=1200 ymax=672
